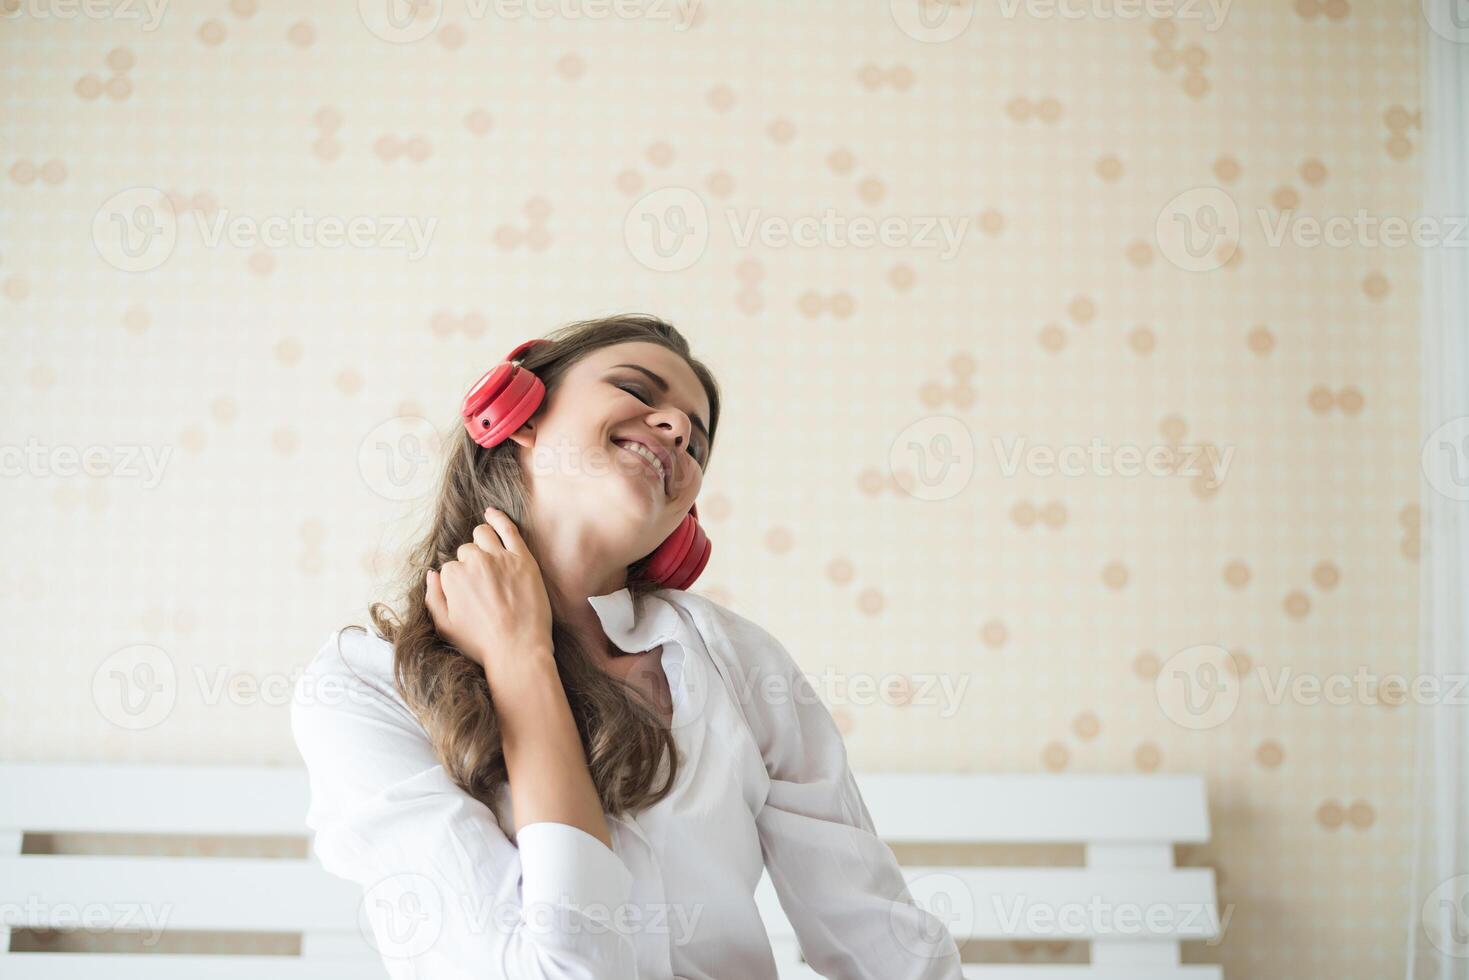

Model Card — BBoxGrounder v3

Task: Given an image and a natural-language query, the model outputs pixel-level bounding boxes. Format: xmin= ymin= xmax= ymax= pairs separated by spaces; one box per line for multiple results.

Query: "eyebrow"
xmin=610 ymin=364 xmax=710 ymax=448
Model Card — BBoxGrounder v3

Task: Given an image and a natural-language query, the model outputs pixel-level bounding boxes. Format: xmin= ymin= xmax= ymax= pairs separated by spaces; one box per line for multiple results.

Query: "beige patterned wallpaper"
xmin=1 ymin=0 xmax=1425 ymax=976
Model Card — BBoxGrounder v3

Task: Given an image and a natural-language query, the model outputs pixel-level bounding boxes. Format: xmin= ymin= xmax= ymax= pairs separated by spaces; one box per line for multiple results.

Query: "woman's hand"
xmin=425 ymin=506 xmax=555 ymax=674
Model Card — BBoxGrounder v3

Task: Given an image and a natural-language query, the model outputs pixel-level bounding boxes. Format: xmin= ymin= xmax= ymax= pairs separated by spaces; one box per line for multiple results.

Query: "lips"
xmin=612 ymin=436 xmax=672 ymax=496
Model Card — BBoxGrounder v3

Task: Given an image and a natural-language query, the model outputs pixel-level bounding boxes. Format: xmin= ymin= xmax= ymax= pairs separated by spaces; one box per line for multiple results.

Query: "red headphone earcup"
xmin=645 ymin=511 xmax=711 ymax=590
xmin=462 ymin=367 xmax=544 ymax=448
xmin=663 ymin=527 xmax=711 ymax=591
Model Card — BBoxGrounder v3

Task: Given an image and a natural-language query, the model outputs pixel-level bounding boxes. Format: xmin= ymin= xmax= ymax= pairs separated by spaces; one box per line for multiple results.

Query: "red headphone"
xmin=459 ymin=339 xmax=711 ymax=591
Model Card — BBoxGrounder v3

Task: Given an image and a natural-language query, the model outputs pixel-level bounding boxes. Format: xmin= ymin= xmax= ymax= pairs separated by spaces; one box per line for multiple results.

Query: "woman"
xmin=290 ymin=313 xmax=963 ymax=978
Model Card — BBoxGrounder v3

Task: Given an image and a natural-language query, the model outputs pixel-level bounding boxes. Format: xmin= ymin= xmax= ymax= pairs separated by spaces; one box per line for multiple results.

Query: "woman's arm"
xmin=290 ymin=628 xmax=639 ymax=978
xmin=426 ymin=505 xmax=613 ymax=850
xmin=705 ymin=600 xmax=965 ymax=979
xmin=491 ymin=650 xmax=615 ymax=849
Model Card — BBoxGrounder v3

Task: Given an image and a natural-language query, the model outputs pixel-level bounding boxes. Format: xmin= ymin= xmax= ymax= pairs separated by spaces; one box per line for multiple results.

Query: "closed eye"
xmin=615 ymin=381 xmax=652 ymax=405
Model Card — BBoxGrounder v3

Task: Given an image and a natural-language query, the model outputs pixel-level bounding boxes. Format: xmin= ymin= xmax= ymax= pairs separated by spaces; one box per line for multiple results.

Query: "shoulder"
xmin=302 ymin=621 xmax=396 ymax=684
xmin=290 ymin=621 xmax=423 ymax=752
xmin=296 ymin=623 xmax=398 ymax=701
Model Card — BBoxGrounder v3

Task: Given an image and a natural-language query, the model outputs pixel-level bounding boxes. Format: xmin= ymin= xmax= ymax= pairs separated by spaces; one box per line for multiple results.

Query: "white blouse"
xmin=291 ymin=585 xmax=963 ymax=979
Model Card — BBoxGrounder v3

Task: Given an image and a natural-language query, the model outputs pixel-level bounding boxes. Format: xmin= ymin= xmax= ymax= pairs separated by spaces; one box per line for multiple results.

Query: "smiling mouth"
xmin=612 ymin=439 xmax=668 ymax=496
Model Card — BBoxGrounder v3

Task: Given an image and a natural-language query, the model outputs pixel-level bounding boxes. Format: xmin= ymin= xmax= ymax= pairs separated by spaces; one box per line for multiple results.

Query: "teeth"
xmin=615 ymin=440 xmax=665 ymax=484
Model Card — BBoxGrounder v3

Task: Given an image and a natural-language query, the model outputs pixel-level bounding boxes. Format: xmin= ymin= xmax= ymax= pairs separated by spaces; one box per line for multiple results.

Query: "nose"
xmin=651 ymin=410 xmax=690 ymax=450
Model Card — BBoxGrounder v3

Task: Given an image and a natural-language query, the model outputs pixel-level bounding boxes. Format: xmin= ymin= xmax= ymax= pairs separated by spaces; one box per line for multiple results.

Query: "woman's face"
xmin=507 ymin=341 xmax=712 ymax=560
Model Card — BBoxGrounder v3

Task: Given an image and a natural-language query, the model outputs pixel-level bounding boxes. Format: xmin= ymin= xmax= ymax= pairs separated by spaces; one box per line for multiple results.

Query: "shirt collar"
xmin=585 ymin=586 xmax=684 ymax=654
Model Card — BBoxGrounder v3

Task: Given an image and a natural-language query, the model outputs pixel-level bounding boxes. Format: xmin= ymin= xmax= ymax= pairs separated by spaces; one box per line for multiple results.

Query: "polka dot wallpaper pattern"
xmin=0 ymin=1 xmax=1423 ymax=976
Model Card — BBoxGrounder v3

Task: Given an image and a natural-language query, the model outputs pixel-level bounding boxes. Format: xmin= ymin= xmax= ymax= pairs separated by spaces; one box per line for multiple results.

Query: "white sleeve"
xmin=714 ymin=610 xmax=964 ymax=980
xmin=290 ymin=631 xmax=641 ymax=980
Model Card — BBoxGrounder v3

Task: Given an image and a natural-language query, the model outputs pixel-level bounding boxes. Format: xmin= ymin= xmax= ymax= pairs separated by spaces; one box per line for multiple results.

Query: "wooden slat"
xmin=0 ymin=766 xmax=1211 ymax=845
xmin=756 ymin=866 xmax=1221 ymax=942
xmin=777 ymin=965 xmax=1223 ymax=980
xmin=951 ymin=969 xmax=1216 ymax=975
xmin=856 ymin=774 xmax=1211 ymax=844
xmin=0 ymin=954 xmax=388 ymax=979
xmin=1092 ymin=940 xmax=1179 ymax=966
xmin=0 ymin=765 xmax=310 ymax=836
xmin=0 ymin=953 xmax=1220 ymax=980
xmin=0 ymin=856 xmax=361 ymax=933
xmin=808 ymin=968 xmax=1220 ymax=980
xmin=954 ymin=971 xmax=1221 ymax=980
xmin=0 ymin=831 xmax=19 ymax=954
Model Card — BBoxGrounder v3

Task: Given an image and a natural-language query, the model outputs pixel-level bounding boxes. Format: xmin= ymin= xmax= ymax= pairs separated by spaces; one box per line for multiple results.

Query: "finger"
xmin=456 ymin=541 xmax=483 ymax=563
xmin=424 ymin=568 xmax=449 ymax=625
xmin=483 ymin=506 xmax=530 ymax=557
xmin=471 ymin=522 xmax=501 ymax=553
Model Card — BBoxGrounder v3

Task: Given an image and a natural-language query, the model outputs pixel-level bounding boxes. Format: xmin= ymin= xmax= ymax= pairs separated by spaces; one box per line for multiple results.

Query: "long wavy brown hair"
xmin=335 ymin=313 xmax=721 ymax=818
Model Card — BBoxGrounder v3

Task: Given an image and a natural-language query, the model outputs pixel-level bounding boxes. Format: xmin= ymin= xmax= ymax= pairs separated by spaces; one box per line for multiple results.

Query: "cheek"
xmin=680 ymin=464 xmax=705 ymax=499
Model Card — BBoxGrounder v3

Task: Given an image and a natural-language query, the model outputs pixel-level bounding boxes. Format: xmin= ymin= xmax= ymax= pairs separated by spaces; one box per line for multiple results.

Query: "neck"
xmin=526 ymin=513 xmax=634 ymax=665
